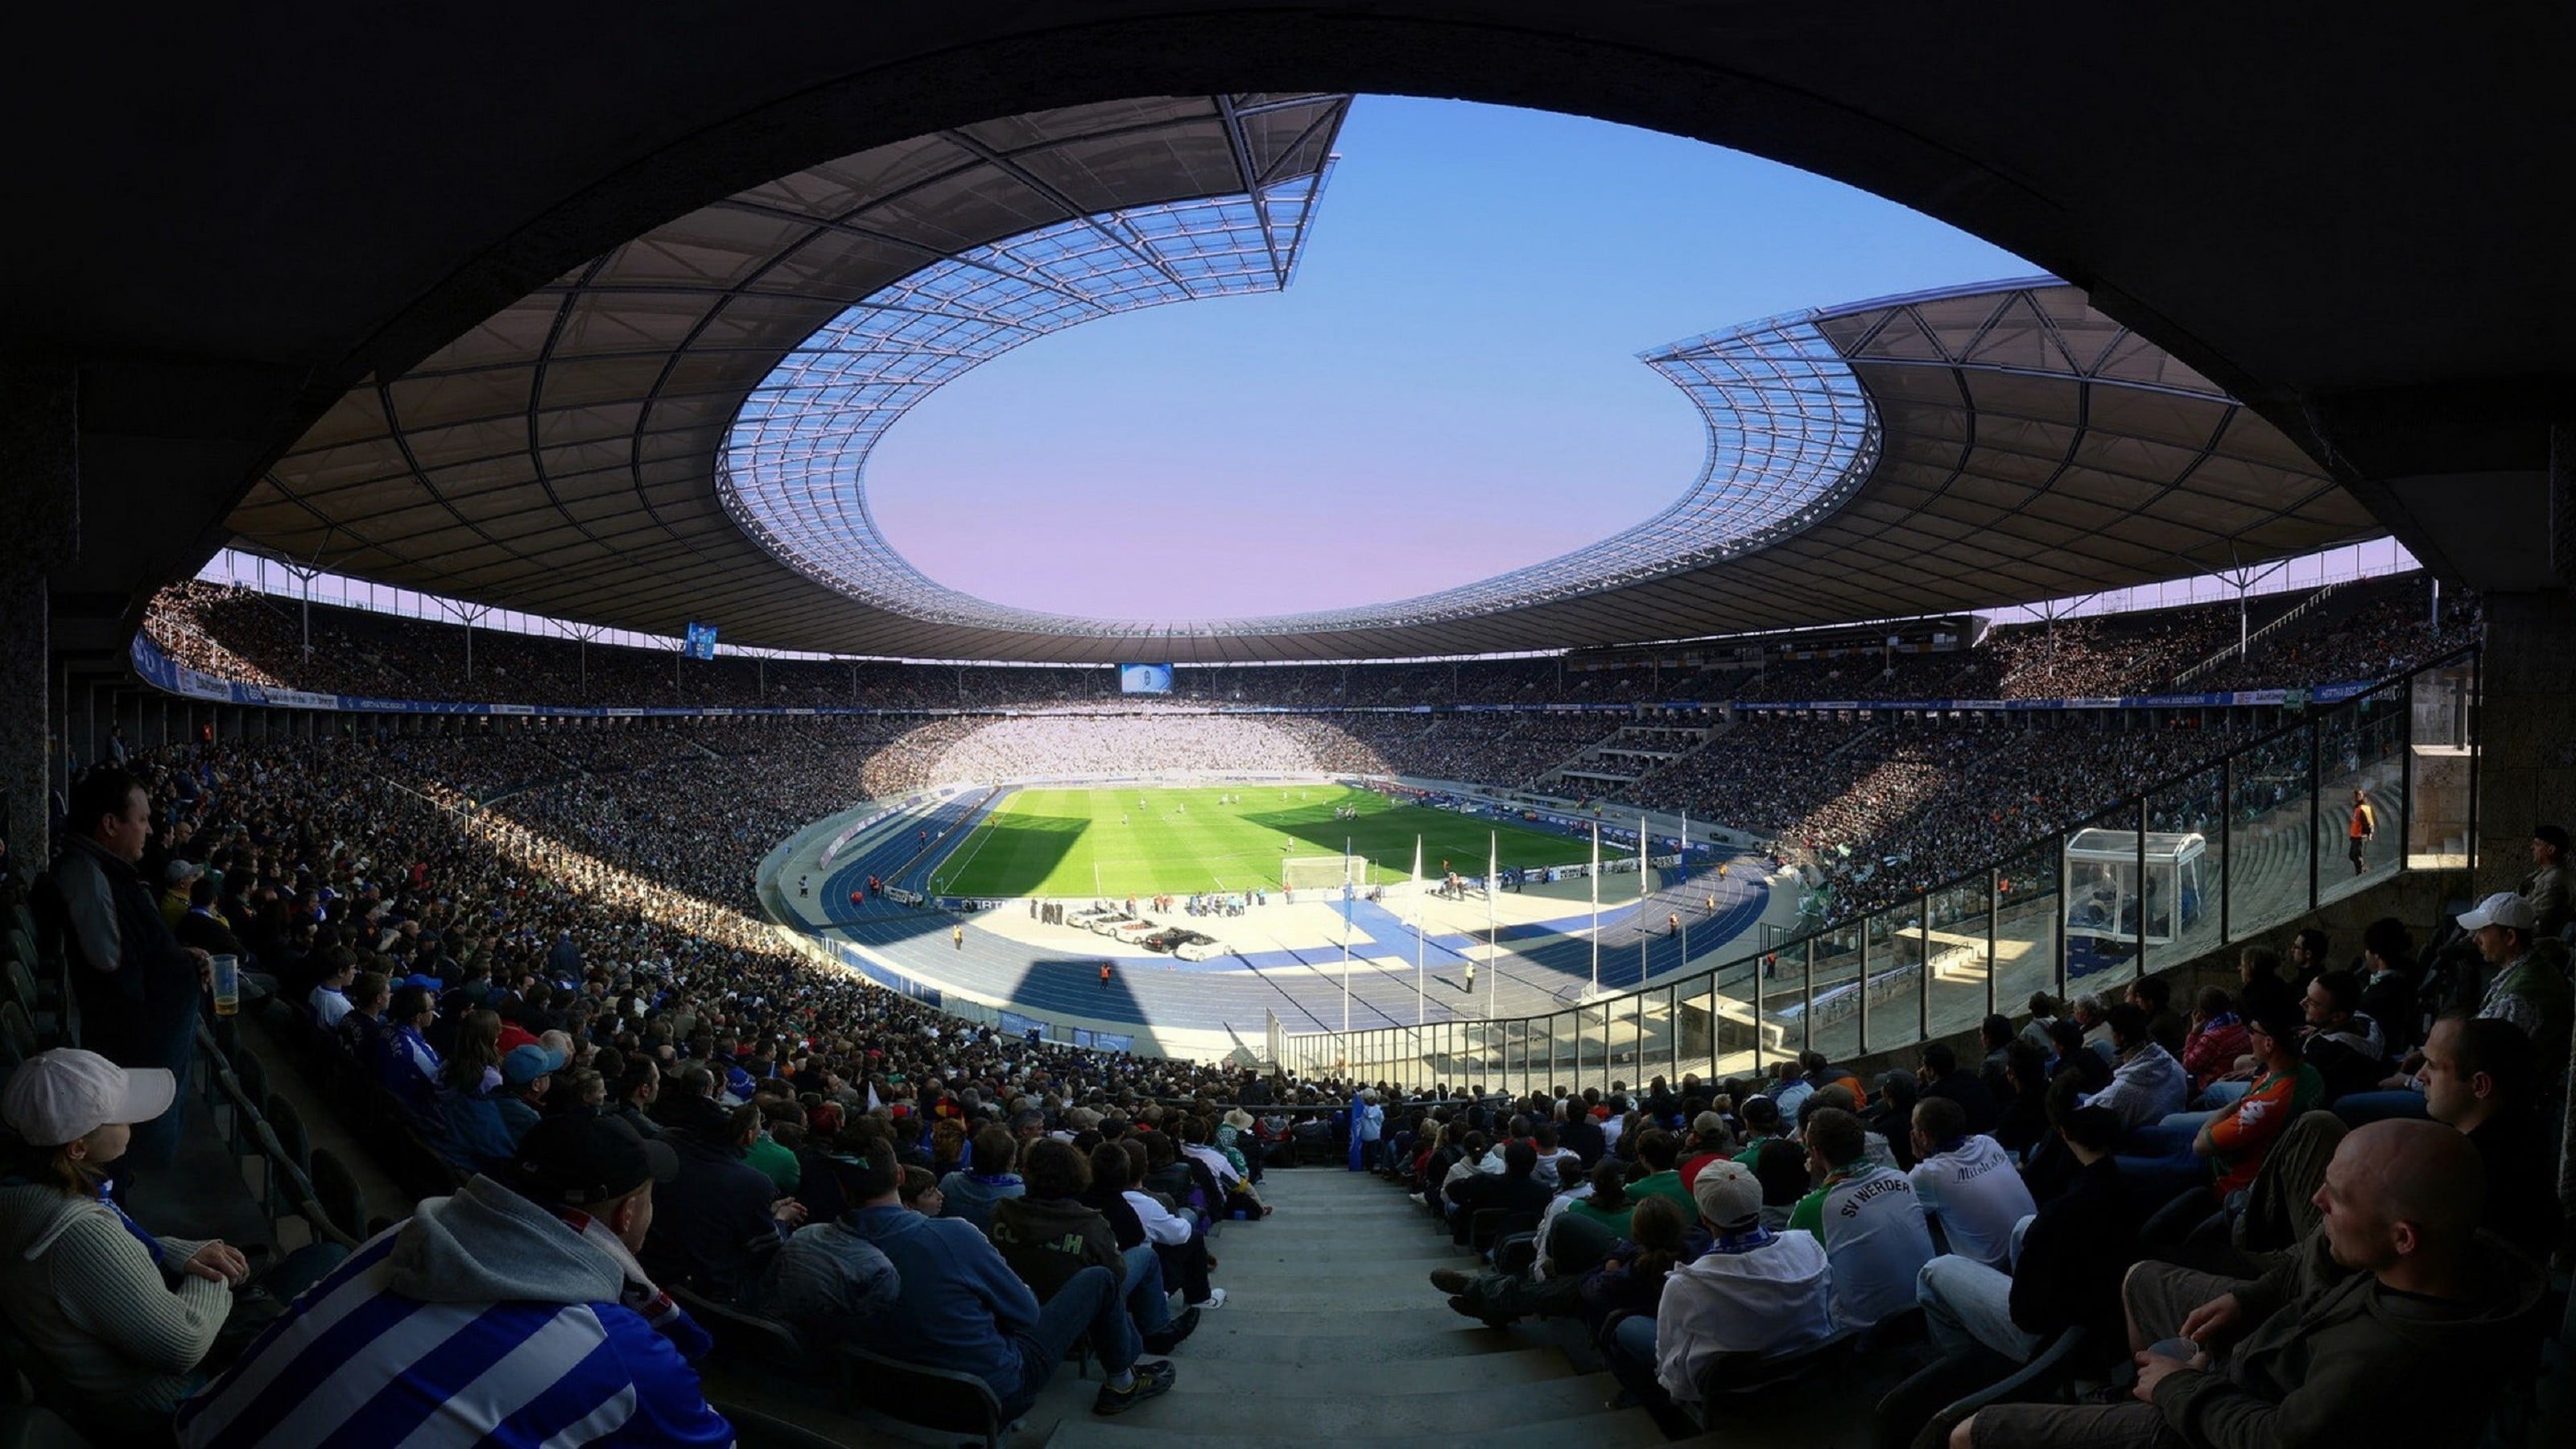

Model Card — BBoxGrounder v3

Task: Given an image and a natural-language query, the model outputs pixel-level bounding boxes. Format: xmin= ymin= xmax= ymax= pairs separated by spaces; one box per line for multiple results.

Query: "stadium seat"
xmin=668 ymin=1285 xmax=812 ymax=1374
xmin=1468 ymin=1208 xmax=1539 ymax=1256
xmin=264 ymin=1092 xmax=312 ymax=1178
xmin=1890 ymin=1326 xmax=2091 ymax=1449
xmin=306 ymin=1146 xmax=370 ymax=1244
xmin=839 ymin=1343 xmax=1013 ymax=1449
xmin=0 ymin=1004 xmax=35 ymax=1080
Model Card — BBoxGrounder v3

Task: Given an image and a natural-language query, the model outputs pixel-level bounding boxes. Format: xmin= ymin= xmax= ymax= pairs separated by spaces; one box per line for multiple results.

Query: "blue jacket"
xmin=840 ymin=1204 xmax=1041 ymax=1397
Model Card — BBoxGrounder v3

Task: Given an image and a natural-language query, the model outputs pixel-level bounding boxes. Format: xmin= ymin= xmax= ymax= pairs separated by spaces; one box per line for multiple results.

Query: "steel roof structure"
xmin=227 ymin=96 xmax=2379 ymax=664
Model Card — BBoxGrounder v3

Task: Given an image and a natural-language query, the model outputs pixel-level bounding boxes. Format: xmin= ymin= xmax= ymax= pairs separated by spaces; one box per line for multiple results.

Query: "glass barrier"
xmin=1290 ymin=649 xmax=2475 ymax=1095
xmin=2229 ymin=720 xmax=2316 ymax=939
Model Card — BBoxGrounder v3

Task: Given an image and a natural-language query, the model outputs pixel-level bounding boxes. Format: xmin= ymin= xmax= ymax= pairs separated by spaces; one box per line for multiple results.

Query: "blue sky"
xmin=868 ymin=97 xmax=2034 ymax=621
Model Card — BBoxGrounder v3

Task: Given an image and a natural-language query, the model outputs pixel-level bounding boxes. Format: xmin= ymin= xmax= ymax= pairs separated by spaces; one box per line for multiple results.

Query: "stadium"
xmin=2 ymin=12 xmax=2570 ymax=1449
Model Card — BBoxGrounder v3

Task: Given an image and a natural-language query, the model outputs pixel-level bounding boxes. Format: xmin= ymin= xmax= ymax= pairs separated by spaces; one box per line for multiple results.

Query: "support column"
xmin=0 ymin=365 xmax=78 ymax=871
xmin=2473 ymin=588 xmax=2576 ymax=896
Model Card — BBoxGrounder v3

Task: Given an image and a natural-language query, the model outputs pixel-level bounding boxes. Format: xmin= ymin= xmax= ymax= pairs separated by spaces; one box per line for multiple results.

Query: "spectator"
xmin=1788 ymin=1108 xmax=1935 ymax=1329
xmin=37 ymin=768 xmax=209 ymax=1169
xmin=336 ymin=968 xmax=390 ymax=1067
xmin=990 ymin=1139 xmax=1187 ymax=1354
xmin=2415 ymin=1016 xmax=2561 ymax=1259
xmin=1907 ymin=1096 xmax=2036 ymax=1269
xmin=307 ymin=951 xmax=357 ymax=1027
xmin=2354 ymin=918 xmax=2421 ymax=1059
xmin=2520 ymin=824 xmax=2570 ymax=938
xmin=2297 ymin=970 xmax=2388 ymax=1103
xmin=1917 ymin=1100 xmax=2136 ymax=1364
xmin=1615 ymin=1159 xmax=1836 ymax=1418
xmin=1951 ymin=1121 xmax=2545 ymax=1449
xmin=0 ymin=1051 xmax=328 ymax=1440
xmin=835 ymin=1129 xmax=1175 ymax=1418
xmin=768 ymin=1152 xmax=901 ymax=1349
xmin=642 ymin=1095 xmax=801 ymax=1307
xmin=179 ymin=1114 xmax=724 ymax=1447
xmin=2082 ymin=1005 xmax=2190 ymax=1136
xmin=1918 ymin=1042 xmax=2001 ymax=1137
xmin=939 ymin=1125 xmax=1026 ymax=1232
xmin=2179 ymin=985 xmax=2248 ymax=1094
xmin=2456 ymin=893 xmax=2571 ymax=1068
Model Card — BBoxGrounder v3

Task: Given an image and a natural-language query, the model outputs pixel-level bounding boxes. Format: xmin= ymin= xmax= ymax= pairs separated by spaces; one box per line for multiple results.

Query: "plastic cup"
xmin=211 ymin=954 xmax=240 ymax=1017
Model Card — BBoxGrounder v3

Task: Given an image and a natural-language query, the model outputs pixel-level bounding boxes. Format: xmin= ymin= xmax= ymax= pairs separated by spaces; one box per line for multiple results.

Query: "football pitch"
xmin=930 ymin=785 xmax=1596 ymax=899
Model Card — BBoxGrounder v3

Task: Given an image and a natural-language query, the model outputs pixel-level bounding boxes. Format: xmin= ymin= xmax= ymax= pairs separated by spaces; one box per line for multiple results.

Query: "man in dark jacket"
xmin=2298 ymin=970 xmax=2388 ymax=1104
xmin=1918 ymin=1100 xmax=2139 ymax=1364
xmin=641 ymin=1090 xmax=802 ymax=1307
xmin=1918 ymin=1042 xmax=2001 ymax=1136
xmin=1446 ymin=1140 xmax=1551 ymax=1246
xmin=1955 ymin=1120 xmax=2545 ymax=1449
xmin=39 ymin=768 xmax=208 ymax=1168
xmin=992 ymin=1140 xmax=1191 ymax=1354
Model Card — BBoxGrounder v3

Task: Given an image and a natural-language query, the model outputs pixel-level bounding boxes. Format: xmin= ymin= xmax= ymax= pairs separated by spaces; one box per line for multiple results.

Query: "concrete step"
xmin=1043 ymin=1402 xmax=1673 ymax=1449
xmin=1027 ymin=1364 xmax=1635 ymax=1440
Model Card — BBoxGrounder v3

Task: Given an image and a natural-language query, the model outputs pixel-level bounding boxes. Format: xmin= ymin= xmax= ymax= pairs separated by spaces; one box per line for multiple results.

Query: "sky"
xmin=863 ymin=96 xmax=2035 ymax=621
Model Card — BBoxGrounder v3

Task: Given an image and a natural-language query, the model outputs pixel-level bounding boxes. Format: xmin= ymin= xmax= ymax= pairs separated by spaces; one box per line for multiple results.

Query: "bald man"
xmin=1954 ymin=1121 xmax=2543 ymax=1449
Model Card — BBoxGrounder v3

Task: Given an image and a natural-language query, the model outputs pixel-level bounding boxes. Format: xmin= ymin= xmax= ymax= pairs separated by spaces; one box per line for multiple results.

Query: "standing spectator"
xmin=2457 ymin=893 xmax=2571 ymax=1067
xmin=178 ymin=1114 xmax=731 ymax=1447
xmin=37 ymin=768 xmax=209 ymax=1168
xmin=2520 ymin=824 xmax=2570 ymax=938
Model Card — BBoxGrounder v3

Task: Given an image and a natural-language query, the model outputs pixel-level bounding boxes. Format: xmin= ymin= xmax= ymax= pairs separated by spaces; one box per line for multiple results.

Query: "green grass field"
xmin=931 ymin=785 xmax=1595 ymax=898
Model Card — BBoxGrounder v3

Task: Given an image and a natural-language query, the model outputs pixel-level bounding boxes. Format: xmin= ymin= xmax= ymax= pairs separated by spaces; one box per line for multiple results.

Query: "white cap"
xmin=2458 ymin=891 xmax=2537 ymax=933
xmin=1691 ymin=1157 xmax=1765 ymax=1228
xmin=1 ymin=1050 xmax=175 ymax=1147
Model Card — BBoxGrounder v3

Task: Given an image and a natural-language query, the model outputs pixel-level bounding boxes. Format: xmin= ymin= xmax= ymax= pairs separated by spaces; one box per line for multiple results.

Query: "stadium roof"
xmin=226 ymin=98 xmax=2378 ymax=664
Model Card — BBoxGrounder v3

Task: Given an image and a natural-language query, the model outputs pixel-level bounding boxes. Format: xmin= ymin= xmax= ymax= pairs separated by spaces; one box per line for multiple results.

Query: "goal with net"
xmin=1282 ymin=854 xmax=1353 ymax=892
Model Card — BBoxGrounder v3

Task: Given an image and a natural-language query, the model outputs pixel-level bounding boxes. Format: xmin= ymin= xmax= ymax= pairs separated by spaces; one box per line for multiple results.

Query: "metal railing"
xmin=1282 ymin=648 xmax=2478 ymax=1092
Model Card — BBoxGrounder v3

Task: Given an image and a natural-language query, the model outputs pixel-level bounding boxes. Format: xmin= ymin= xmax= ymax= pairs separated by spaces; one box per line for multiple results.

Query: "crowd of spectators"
xmin=1372 ymin=887 xmax=2570 ymax=1442
xmin=144 ymin=574 xmax=2479 ymax=720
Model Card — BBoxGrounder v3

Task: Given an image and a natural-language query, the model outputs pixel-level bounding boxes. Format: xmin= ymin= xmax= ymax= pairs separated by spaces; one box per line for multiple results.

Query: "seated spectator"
xmin=1952 ymin=1121 xmax=2545 ymax=1449
xmin=642 ymin=1088 xmax=802 ymax=1307
xmin=1728 ymin=1095 xmax=1787 ymax=1165
xmin=335 ymin=968 xmax=390 ymax=1067
xmin=991 ymin=1140 xmax=1189 ymax=1355
xmin=1566 ymin=1157 xmax=1638 ymax=1236
xmin=307 ymin=952 xmax=357 ymax=1027
xmin=1992 ymin=1041 xmax=2054 ymax=1160
xmin=2297 ymin=969 xmax=2388 ymax=1103
xmin=0 ymin=1051 xmax=333 ymax=1440
xmin=744 ymin=1103 xmax=802 ymax=1195
xmin=2179 ymin=986 xmax=2248 ymax=1093
xmin=2125 ymin=976 xmax=2188 ymax=1061
xmin=2046 ymin=1018 xmax=2111 ymax=1095
xmin=2458 ymin=892 xmax=2571 ymax=1068
xmin=836 ymin=1133 xmax=1176 ymax=1418
xmin=2355 ymin=918 xmax=2422 ymax=1058
xmin=1612 ymin=1160 xmax=1836 ymax=1418
xmin=179 ymin=1114 xmax=728 ymax=1447
xmin=1531 ymin=1121 xmax=1583 ymax=1191
xmin=1977 ymin=1013 xmax=2017 ymax=1092
xmin=1619 ymin=1129 xmax=1699 ymax=1217
xmin=1447 ymin=1139 xmax=1552 ymax=1245
xmin=1789 ymin=1107 xmax=1936 ymax=1329
xmin=1918 ymin=1042 xmax=2001 ymax=1137
xmin=1092 ymin=1141 xmax=1220 ymax=1313
xmin=1908 ymin=1096 xmax=2035 ymax=1269
xmin=1917 ymin=1101 xmax=2136 ymax=1364
xmin=1751 ymin=1139 xmax=1809 ymax=1232
xmin=939 ymin=1125 xmax=1026 ymax=1231
xmin=2082 ymin=1005 xmax=2189 ymax=1136
xmin=2417 ymin=1016 xmax=2561 ymax=1260
xmin=376 ymin=981 xmax=445 ymax=1117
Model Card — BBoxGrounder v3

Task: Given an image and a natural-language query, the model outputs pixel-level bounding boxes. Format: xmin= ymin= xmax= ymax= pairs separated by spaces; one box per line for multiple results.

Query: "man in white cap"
xmin=0 ymin=1050 xmax=292 ymax=1438
xmin=1602 ymin=1157 xmax=1836 ymax=1426
xmin=2456 ymin=891 xmax=2570 ymax=1066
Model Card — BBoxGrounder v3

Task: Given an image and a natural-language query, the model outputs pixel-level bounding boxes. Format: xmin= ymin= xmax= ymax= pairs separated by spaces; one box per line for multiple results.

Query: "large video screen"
xmin=1118 ymin=663 xmax=1174 ymax=695
xmin=683 ymin=621 xmax=719 ymax=660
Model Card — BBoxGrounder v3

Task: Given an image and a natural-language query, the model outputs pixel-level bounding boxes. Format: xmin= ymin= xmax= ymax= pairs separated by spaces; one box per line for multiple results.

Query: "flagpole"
xmin=1638 ymin=813 xmax=1650 ymax=989
xmin=1589 ymin=821 xmax=1600 ymax=996
xmin=1680 ymin=810 xmax=1690 ymax=964
xmin=1412 ymin=835 xmax=1425 ymax=1028
xmin=1485 ymin=830 xmax=1497 ymax=1019
xmin=1340 ymin=836 xmax=1352 ymax=1038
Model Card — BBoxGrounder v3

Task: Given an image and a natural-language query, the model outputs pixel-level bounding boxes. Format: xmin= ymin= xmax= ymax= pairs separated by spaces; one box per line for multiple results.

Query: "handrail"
xmin=196 ymin=1024 xmax=362 ymax=1250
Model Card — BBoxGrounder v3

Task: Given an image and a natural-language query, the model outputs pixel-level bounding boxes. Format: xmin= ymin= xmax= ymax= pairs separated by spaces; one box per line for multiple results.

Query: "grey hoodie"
xmin=388 ymin=1175 xmax=635 ymax=1307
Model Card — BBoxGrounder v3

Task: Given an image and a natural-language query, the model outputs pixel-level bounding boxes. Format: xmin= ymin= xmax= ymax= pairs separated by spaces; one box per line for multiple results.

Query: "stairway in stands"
xmin=1034 ymin=1165 xmax=1686 ymax=1449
